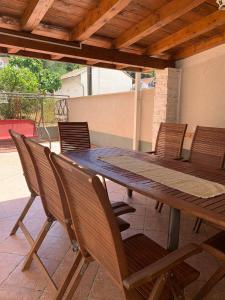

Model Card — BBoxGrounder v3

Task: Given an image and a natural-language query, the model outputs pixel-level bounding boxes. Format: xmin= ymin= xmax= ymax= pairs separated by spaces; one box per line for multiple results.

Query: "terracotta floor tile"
xmin=2 ymin=256 xmax=60 ymax=291
xmin=1 ymin=146 xmax=225 ymax=299
xmin=0 ymin=235 xmax=30 ymax=256
xmin=0 ymin=286 xmax=42 ymax=300
xmin=89 ymin=267 xmax=124 ymax=300
xmin=0 ymin=252 xmax=23 ymax=285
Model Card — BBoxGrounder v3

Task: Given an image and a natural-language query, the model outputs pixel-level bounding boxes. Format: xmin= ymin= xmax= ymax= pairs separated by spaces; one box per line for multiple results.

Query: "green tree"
xmin=0 ymin=65 xmax=38 ymax=92
xmin=9 ymin=56 xmax=81 ymax=93
xmin=0 ymin=65 xmax=38 ymax=119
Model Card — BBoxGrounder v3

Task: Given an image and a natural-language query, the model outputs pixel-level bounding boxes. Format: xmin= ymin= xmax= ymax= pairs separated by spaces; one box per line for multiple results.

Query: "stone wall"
xmin=152 ymin=68 xmax=181 ymax=149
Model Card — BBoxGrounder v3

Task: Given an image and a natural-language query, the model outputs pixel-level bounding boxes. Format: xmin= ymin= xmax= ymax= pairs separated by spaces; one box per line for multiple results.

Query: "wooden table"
xmin=65 ymin=147 xmax=225 ymax=250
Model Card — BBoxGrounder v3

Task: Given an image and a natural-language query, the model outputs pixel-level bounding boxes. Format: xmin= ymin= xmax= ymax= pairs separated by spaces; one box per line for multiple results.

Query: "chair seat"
xmin=117 ymin=217 xmax=130 ymax=232
xmin=203 ymin=231 xmax=225 ymax=259
xmin=124 ymin=234 xmax=200 ymax=299
xmin=111 ymin=202 xmax=136 ymax=216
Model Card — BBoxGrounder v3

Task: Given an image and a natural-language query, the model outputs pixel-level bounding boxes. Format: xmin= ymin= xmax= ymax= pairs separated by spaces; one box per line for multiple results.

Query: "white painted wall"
xmin=58 ymin=75 xmax=84 ymax=97
xmin=59 ymin=67 xmax=132 ymax=97
xmin=176 ymin=43 xmax=225 ymax=149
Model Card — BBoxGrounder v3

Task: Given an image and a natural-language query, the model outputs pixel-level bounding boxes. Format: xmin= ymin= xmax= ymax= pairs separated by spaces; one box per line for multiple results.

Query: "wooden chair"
xmin=9 ymin=130 xmax=39 ymax=236
xmin=58 ymin=121 xmax=135 ymax=216
xmin=128 ymin=123 xmax=187 ymax=211
xmin=21 ymin=139 xmax=134 ymax=297
xmin=189 ymin=126 xmax=225 ymax=233
xmin=51 ymin=153 xmax=200 ymax=300
xmin=193 ymin=231 xmax=225 ymax=299
xmin=150 ymin=122 xmax=187 ymax=159
xmin=58 ymin=121 xmax=91 ymax=153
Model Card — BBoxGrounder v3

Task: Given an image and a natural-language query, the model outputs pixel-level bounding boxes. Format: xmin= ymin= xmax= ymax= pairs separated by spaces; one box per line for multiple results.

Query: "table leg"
xmin=167 ymin=207 xmax=180 ymax=251
xmin=127 ymin=189 xmax=133 ymax=198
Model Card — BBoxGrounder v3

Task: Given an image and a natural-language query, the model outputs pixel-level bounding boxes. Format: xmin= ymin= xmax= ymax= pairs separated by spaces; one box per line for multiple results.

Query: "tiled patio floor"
xmin=0 ymin=143 xmax=225 ymax=299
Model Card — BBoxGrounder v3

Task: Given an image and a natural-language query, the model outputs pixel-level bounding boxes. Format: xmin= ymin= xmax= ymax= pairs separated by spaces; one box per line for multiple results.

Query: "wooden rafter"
xmin=147 ymin=10 xmax=225 ymax=55
xmin=114 ymin=0 xmax=206 ymax=49
xmin=21 ymin=0 xmax=55 ymax=31
xmin=174 ymin=31 xmax=225 ymax=60
xmin=71 ymin=0 xmax=131 ymax=41
xmin=7 ymin=47 xmax=20 ymax=54
xmin=51 ymin=54 xmax=64 ymax=60
xmin=0 ymin=29 xmax=173 ymax=69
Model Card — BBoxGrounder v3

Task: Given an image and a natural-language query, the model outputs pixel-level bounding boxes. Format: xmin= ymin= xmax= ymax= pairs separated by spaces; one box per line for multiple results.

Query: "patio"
xmin=1 ymin=0 xmax=225 ymax=299
xmin=0 ymin=143 xmax=224 ymax=300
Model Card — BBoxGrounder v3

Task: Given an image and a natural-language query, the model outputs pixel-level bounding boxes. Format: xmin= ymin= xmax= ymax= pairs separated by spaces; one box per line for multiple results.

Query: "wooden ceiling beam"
xmin=7 ymin=47 xmax=20 ymax=54
xmin=174 ymin=31 xmax=225 ymax=60
xmin=0 ymin=28 xmax=173 ymax=69
xmin=12 ymin=50 xmax=142 ymax=72
xmin=51 ymin=54 xmax=64 ymax=60
xmin=147 ymin=10 xmax=225 ymax=55
xmin=71 ymin=0 xmax=131 ymax=41
xmin=114 ymin=0 xmax=206 ymax=49
xmin=21 ymin=0 xmax=55 ymax=31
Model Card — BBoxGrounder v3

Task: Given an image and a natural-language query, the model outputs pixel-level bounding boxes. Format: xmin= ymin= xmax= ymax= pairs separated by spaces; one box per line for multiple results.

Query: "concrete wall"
xmin=177 ymin=43 xmax=225 ymax=150
xmin=68 ymin=89 xmax=154 ymax=151
xmin=58 ymin=68 xmax=132 ymax=98
xmin=58 ymin=75 xmax=84 ymax=97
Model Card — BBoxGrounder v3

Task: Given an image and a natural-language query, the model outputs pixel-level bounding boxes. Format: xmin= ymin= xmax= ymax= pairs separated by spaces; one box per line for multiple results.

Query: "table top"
xmin=65 ymin=147 xmax=225 ymax=230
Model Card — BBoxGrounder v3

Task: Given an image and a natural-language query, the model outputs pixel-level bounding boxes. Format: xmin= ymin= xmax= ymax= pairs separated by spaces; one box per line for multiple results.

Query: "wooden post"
xmin=132 ymin=72 xmax=141 ymax=151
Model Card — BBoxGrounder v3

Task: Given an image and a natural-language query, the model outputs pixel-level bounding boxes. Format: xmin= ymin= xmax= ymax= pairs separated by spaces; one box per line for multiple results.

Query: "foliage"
xmin=8 ymin=56 xmax=81 ymax=93
xmin=0 ymin=65 xmax=38 ymax=92
xmin=0 ymin=56 xmax=81 ymax=120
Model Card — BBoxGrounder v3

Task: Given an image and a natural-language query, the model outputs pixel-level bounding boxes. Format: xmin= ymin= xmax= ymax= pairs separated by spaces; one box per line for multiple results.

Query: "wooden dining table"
xmin=65 ymin=147 xmax=225 ymax=251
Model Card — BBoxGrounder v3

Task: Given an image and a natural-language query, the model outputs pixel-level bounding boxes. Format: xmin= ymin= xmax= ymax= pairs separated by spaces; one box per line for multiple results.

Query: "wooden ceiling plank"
xmin=147 ymin=10 xmax=225 ymax=55
xmin=0 ymin=15 xmax=20 ymax=31
xmin=71 ymin=0 xmax=131 ymax=41
xmin=114 ymin=0 xmax=206 ymax=49
xmin=0 ymin=28 xmax=173 ymax=69
xmin=174 ymin=32 xmax=225 ymax=60
xmin=21 ymin=0 xmax=55 ymax=31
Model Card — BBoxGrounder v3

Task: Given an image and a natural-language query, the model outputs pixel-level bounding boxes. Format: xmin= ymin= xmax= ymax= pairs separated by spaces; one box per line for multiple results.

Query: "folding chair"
xmin=9 ymin=130 xmax=39 ymax=236
xmin=194 ymin=231 xmax=225 ymax=299
xmin=188 ymin=126 xmax=225 ymax=233
xmin=58 ymin=121 xmax=135 ymax=215
xmin=127 ymin=122 xmax=187 ymax=211
xmin=22 ymin=139 xmax=134 ymax=297
xmin=51 ymin=153 xmax=200 ymax=300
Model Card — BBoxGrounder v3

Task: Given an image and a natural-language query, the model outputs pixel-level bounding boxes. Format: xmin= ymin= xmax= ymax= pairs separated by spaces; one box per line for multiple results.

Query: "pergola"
xmin=0 ymin=0 xmax=224 ymax=72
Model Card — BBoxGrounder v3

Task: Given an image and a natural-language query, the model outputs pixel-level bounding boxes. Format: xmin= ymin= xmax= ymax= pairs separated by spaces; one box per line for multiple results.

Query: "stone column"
xmin=152 ymin=68 xmax=181 ymax=149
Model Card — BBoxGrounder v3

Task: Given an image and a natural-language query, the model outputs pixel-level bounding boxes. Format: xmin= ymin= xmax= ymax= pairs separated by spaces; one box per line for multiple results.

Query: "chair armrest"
xmin=123 ymin=243 xmax=200 ymax=290
xmin=146 ymin=151 xmax=156 ymax=154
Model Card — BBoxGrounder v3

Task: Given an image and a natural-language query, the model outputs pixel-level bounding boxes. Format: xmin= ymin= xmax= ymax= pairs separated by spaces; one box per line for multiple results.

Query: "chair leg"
xmin=193 ymin=218 xmax=202 ymax=233
xmin=158 ymin=203 xmax=164 ymax=213
xmin=193 ymin=262 xmax=225 ymax=300
xmin=10 ymin=192 xmax=36 ymax=236
xmin=63 ymin=258 xmax=89 ymax=300
xmin=148 ymin=274 xmax=167 ymax=300
xmin=54 ymin=250 xmax=82 ymax=300
xmin=155 ymin=201 xmax=160 ymax=210
xmin=127 ymin=189 xmax=133 ymax=198
xmin=22 ymin=217 xmax=53 ymax=271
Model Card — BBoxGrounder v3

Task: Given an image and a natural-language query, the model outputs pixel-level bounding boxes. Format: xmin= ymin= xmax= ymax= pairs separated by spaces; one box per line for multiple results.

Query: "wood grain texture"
xmin=65 ymin=147 xmax=225 ymax=230
xmin=21 ymin=0 xmax=55 ymax=31
xmin=114 ymin=0 xmax=205 ymax=49
xmin=71 ymin=0 xmax=131 ymax=41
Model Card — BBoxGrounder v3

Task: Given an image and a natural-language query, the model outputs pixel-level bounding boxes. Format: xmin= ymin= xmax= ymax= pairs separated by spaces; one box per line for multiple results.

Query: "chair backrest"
xmin=24 ymin=139 xmax=71 ymax=225
xmin=58 ymin=122 xmax=91 ymax=153
xmin=9 ymin=130 xmax=39 ymax=195
xmin=189 ymin=126 xmax=225 ymax=168
xmin=51 ymin=153 xmax=129 ymax=286
xmin=155 ymin=122 xmax=187 ymax=159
